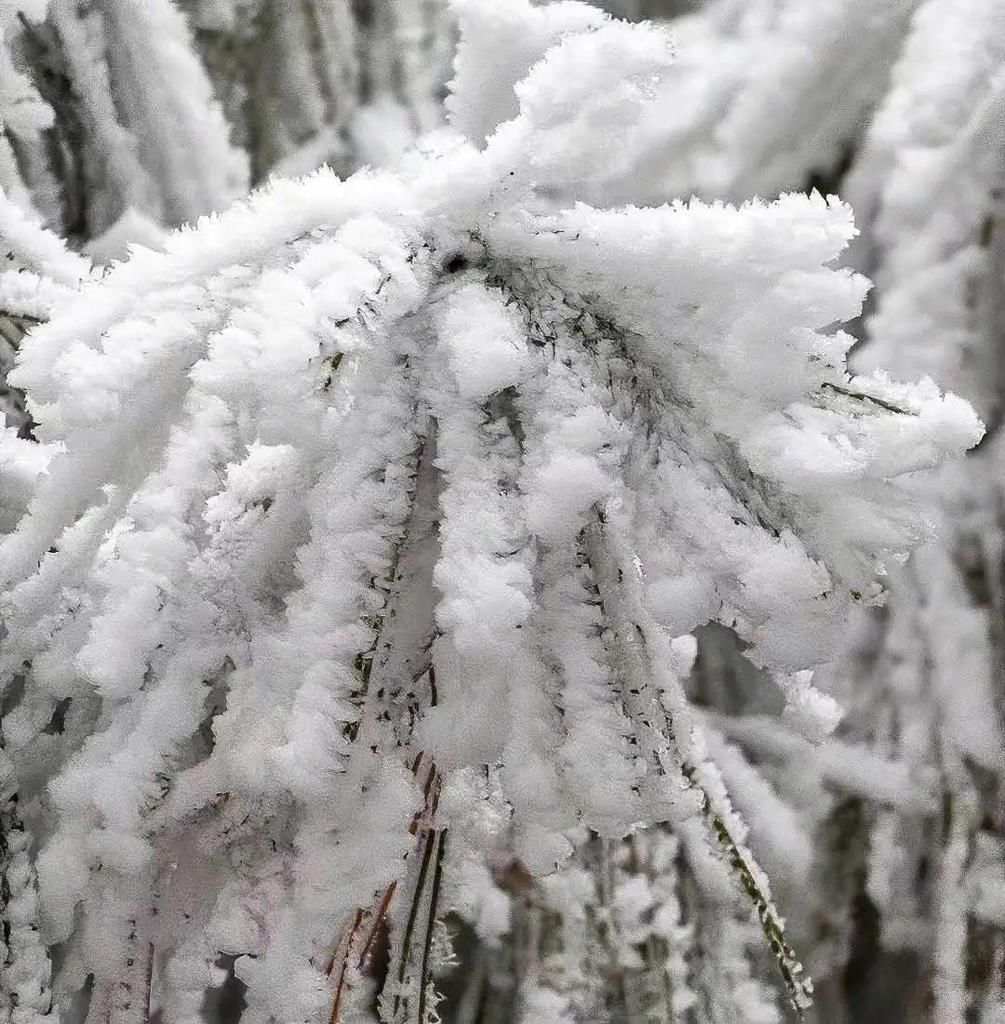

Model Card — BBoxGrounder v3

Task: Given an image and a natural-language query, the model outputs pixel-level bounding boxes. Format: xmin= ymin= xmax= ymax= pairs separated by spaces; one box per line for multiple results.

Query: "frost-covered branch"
xmin=0 ymin=2 xmax=988 ymax=1022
